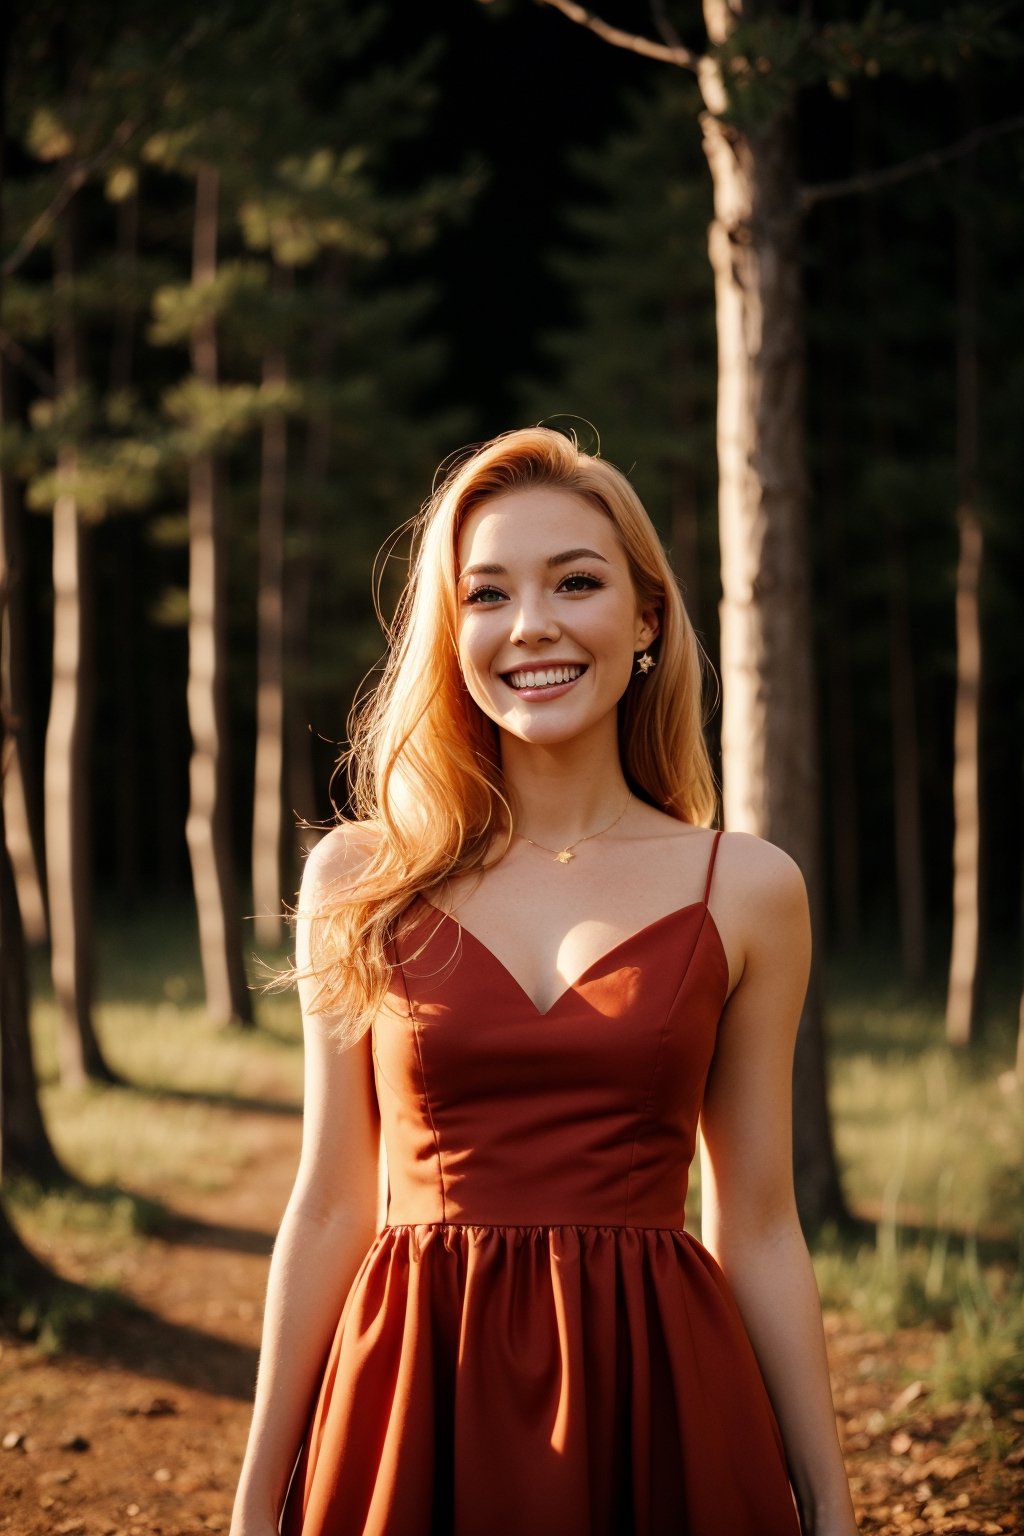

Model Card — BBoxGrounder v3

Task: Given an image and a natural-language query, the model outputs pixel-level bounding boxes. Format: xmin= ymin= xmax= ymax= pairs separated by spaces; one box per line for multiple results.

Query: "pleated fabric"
xmin=282 ymin=833 xmax=801 ymax=1536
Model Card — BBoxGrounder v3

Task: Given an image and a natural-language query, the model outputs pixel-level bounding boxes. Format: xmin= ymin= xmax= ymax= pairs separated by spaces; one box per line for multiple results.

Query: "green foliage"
xmin=521 ymin=75 xmax=716 ymax=555
xmin=700 ymin=5 xmax=1022 ymax=122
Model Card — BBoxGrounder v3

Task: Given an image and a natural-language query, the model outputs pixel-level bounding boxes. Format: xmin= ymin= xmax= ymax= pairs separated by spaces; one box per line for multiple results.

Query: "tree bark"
xmin=45 ymin=210 xmax=115 ymax=1086
xmin=1 ymin=563 xmax=64 ymax=1182
xmin=818 ymin=253 xmax=860 ymax=949
xmin=1 ymin=712 xmax=64 ymax=1186
xmin=252 ymin=342 xmax=288 ymax=948
xmin=284 ymin=413 xmax=325 ymax=867
xmin=860 ymin=192 xmax=927 ymax=985
xmin=0 ymin=355 xmax=48 ymax=945
xmin=185 ymin=165 xmax=252 ymax=1026
xmin=945 ymin=161 xmax=984 ymax=1046
xmin=667 ymin=292 xmax=702 ymax=631
xmin=699 ymin=13 xmax=846 ymax=1229
xmin=284 ymin=256 xmax=343 ymax=873
xmin=110 ymin=190 xmax=142 ymax=908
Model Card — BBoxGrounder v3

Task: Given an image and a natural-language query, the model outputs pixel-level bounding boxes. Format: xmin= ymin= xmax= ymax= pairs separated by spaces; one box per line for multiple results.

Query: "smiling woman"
xmin=230 ymin=428 xmax=858 ymax=1536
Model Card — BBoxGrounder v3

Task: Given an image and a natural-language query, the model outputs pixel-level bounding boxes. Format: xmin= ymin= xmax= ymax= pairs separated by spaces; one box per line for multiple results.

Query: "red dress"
xmin=282 ymin=830 xmax=800 ymax=1535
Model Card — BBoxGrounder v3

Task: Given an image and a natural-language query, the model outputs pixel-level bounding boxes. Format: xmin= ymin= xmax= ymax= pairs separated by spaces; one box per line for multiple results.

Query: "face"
xmin=455 ymin=487 xmax=658 ymax=749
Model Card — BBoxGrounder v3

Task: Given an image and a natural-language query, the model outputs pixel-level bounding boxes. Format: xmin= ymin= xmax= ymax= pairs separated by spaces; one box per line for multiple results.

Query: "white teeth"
xmin=506 ymin=665 xmax=584 ymax=690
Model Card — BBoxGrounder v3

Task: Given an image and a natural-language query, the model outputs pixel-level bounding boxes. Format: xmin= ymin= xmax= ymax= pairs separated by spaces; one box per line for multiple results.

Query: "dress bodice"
xmin=375 ymin=896 xmax=730 ymax=1230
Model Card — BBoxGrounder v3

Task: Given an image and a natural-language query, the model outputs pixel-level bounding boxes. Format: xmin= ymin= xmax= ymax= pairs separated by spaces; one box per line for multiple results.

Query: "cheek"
xmin=456 ymin=622 xmax=496 ymax=697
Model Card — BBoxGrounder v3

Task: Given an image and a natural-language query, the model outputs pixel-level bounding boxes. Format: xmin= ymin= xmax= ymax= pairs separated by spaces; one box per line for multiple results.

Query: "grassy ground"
xmin=816 ymin=947 xmax=1023 ymax=1420
xmin=3 ymin=909 xmax=1022 ymax=1533
xmin=10 ymin=910 xmax=1024 ymax=1403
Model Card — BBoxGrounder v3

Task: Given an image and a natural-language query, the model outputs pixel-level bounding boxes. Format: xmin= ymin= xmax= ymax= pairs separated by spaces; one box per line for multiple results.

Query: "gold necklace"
xmin=514 ymin=792 xmax=633 ymax=865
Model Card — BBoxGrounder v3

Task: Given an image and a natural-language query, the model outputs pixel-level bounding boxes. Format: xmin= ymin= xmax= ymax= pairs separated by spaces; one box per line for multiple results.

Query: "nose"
xmin=509 ymin=592 xmax=560 ymax=647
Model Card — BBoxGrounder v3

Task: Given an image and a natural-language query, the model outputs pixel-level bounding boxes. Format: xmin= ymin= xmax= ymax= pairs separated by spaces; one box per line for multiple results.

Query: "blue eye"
xmin=559 ymin=572 xmax=604 ymax=593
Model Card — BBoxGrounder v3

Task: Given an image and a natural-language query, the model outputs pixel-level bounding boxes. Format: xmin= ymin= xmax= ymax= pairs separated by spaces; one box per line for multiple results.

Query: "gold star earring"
xmin=635 ymin=651 xmax=656 ymax=676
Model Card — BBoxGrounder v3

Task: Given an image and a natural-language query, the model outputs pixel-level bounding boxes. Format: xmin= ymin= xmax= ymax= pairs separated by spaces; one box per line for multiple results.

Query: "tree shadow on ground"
xmin=159 ymin=1210 xmax=273 ymax=1256
xmin=814 ymin=1208 xmax=1019 ymax=1262
xmin=117 ymin=1080 xmax=302 ymax=1117
xmin=2 ymin=1271 xmax=260 ymax=1402
xmin=72 ymin=1300 xmax=260 ymax=1400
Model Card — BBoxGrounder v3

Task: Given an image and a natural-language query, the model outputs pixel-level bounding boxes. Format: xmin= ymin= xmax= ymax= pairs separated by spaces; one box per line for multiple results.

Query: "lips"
xmin=503 ymin=663 xmax=587 ymax=691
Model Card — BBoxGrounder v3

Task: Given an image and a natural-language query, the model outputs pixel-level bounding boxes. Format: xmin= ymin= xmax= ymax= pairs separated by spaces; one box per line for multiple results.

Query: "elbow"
xmin=705 ymin=1195 xmax=804 ymax=1273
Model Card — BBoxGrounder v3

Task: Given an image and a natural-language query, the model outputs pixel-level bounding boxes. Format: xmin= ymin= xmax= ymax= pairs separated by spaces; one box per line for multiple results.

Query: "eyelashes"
xmin=462 ymin=572 xmax=606 ymax=605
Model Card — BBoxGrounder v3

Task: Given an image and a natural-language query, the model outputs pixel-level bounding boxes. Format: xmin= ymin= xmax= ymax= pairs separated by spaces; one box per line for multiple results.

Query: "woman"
xmin=230 ymin=427 xmax=858 ymax=1536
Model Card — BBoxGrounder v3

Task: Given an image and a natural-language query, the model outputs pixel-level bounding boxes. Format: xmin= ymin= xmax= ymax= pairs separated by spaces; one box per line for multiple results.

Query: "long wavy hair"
xmin=302 ymin=426 xmax=718 ymax=1041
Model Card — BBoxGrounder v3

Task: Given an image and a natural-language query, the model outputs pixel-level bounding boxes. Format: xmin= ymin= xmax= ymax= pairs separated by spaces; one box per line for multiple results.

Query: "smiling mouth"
xmin=502 ymin=664 xmax=588 ymax=691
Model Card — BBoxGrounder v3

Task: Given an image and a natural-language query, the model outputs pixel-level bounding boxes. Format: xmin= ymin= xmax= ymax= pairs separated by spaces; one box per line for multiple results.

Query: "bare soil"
xmin=1 ymin=1108 xmax=1020 ymax=1536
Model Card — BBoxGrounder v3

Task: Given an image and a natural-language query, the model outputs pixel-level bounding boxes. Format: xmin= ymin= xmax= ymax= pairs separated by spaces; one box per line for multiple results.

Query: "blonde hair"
xmin=305 ymin=426 xmax=717 ymax=1041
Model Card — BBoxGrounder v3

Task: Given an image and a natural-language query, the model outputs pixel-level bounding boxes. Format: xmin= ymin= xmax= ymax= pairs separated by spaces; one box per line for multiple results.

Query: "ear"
xmin=634 ymin=608 xmax=660 ymax=651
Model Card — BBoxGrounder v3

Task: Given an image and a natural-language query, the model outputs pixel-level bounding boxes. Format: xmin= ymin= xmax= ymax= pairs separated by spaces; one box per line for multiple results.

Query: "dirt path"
xmin=0 ymin=1109 xmax=299 ymax=1536
xmin=1 ymin=1110 xmax=1020 ymax=1536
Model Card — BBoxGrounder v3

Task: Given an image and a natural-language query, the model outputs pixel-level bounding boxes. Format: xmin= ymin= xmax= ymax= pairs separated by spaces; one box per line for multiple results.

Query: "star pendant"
xmin=555 ymin=848 xmax=575 ymax=864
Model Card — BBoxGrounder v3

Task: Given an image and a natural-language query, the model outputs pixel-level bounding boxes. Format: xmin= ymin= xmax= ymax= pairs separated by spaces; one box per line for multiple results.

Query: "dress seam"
xmin=382 ymin=1220 xmax=692 ymax=1234
xmin=624 ymin=906 xmax=709 ymax=1223
xmin=393 ymin=928 xmax=448 ymax=1223
xmin=410 ymin=1017 xmax=447 ymax=1223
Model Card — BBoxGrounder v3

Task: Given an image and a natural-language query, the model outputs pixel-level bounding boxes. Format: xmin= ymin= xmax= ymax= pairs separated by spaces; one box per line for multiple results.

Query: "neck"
xmin=499 ymin=719 xmax=631 ymax=847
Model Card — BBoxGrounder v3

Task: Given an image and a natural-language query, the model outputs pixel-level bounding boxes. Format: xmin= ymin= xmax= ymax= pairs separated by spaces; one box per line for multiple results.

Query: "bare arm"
xmin=700 ymin=834 xmax=857 ymax=1536
xmin=230 ymin=828 xmax=383 ymax=1536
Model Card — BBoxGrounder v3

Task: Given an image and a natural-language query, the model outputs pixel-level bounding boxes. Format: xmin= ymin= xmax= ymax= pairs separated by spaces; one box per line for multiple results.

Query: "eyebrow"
xmin=460 ymin=547 xmax=611 ymax=580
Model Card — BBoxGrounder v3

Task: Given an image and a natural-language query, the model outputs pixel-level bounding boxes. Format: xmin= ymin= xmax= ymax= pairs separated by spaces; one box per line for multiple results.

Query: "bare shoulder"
xmin=713 ymin=830 xmax=807 ymax=910
xmin=298 ymin=819 xmax=382 ymax=910
xmin=709 ymin=831 xmax=809 ymax=986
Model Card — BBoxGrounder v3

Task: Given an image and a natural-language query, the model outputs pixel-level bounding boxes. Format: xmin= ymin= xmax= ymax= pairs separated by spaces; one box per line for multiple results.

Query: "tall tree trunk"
xmin=699 ymin=19 xmax=846 ymax=1229
xmin=252 ymin=342 xmax=288 ymax=948
xmin=819 ymin=258 xmax=860 ymax=948
xmin=1018 ymin=753 xmax=1024 ymax=1083
xmin=283 ymin=407 xmax=325 ymax=867
xmin=45 ymin=209 xmax=115 ymax=1086
xmin=0 ymin=1 xmax=63 ymax=1186
xmin=110 ymin=191 xmax=142 ymax=908
xmin=1 ymin=654 xmax=64 ymax=1185
xmin=285 ymin=256 xmax=343 ymax=872
xmin=185 ymin=166 xmax=252 ymax=1026
xmin=1 ymin=829 xmax=64 ymax=1184
xmin=945 ymin=160 xmax=984 ymax=1046
xmin=668 ymin=292 xmax=702 ymax=630
xmin=153 ymin=638 xmax=186 ymax=895
xmin=884 ymin=519 xmax=927 ymax=985
xmin=0 ymin=355 xmax=48 ymax=945
xmin=861 ymin=196 xmax=927 ymax=985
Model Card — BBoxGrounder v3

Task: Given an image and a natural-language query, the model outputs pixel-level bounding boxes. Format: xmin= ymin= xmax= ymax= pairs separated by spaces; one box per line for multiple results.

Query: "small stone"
xmin=2 ymin=1429 xmax=25 ymax=1451
xmin=38 ymin=1468 xmax=76 ymax=1486
xmin=122 ymin=1396 xmax=177 ymax=1419
xmin=125 ymin=1505 xmax=141 ymax=1518
xmin=890 ymin=1430 xmax=913 ymax=1455
xmin=891 ymin=1379 xmax=929 ymax=1413
xmin=153 ymin=1467 xmax=172 ymax=1482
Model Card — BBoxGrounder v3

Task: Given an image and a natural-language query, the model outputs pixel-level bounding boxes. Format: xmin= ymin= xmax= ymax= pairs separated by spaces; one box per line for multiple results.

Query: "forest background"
xmin=1 ymin=2 xmax=1023 ymax=1534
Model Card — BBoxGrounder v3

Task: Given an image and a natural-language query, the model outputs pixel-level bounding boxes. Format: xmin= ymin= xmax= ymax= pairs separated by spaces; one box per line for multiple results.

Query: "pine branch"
xmin=1 ymin=117 xmax=139 ymax=280
xmin=801 ymin=113 xmax=1024 ymax=212
xmin=2 ymin=23 xmax=204 ymax=280
xmin=536 ymin=0 xmax=699 ymax=71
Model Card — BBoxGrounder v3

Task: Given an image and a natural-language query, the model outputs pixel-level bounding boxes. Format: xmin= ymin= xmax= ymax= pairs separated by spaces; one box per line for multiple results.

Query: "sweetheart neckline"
xmin=415 ymin=898 xmax=729 ymax=1018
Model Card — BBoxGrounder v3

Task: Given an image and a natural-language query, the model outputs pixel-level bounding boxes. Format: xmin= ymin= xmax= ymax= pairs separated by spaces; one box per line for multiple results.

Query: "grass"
xmin=26 ymin=901 xmax=303 ymax=1196
xmin=812 ymin=944 xmax=1024 ymax=1415
xmin=10 ymin=910 xmax=1024 ymax=1408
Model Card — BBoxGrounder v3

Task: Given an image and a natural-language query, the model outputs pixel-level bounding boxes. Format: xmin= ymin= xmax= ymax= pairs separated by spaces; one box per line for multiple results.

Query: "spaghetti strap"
xmin=702 ymin=828 xmax=724 ymax=906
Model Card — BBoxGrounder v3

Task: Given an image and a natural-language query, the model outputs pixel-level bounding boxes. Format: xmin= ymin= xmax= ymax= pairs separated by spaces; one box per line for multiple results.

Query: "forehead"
xmin=456 ymin=487 xmax=622 ymax=568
